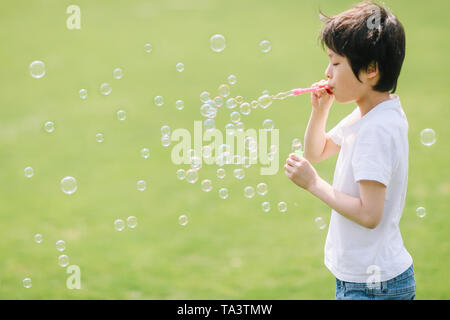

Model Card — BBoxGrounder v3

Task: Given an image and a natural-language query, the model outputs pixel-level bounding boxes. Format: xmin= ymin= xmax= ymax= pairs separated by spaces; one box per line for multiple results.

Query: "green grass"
xmin=0 ymin=0 xmax=448 ymax=299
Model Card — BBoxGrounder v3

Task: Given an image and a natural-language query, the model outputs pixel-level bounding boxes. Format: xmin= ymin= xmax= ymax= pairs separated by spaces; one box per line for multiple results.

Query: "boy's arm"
xmin=304 ymin=81 xmax=340 ymax=163
xmin=285 ymin=153 xmax=385 ymax=229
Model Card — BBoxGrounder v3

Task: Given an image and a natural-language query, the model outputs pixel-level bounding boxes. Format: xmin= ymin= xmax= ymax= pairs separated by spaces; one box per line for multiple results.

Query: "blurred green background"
xmin=0 ymin=0 xmax=448 ymax=299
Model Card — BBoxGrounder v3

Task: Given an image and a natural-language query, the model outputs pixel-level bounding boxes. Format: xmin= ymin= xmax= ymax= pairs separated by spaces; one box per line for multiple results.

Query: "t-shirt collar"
xmin=346 ymin=94 xmax=401 ymax=131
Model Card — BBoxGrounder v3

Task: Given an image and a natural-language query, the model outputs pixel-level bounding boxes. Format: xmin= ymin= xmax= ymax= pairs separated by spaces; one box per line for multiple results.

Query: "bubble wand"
xmin=257 ymin=82 xmax=332 ymax=109
xmin=273 ymin=82 xmax=332 ymax=100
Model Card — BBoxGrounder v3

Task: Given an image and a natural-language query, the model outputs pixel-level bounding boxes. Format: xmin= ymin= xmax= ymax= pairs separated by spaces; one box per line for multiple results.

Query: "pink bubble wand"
xmin=272 ymin=82 xmax=332 ymax=100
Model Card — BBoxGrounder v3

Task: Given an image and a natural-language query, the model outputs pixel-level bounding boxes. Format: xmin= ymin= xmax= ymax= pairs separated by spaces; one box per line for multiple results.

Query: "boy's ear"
xmin=366 ymin=61 xmax=378 ymax=79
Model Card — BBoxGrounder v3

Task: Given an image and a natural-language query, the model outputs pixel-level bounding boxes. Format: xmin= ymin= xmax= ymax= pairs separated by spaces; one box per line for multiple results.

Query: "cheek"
xmin=335 ymin=70 xmax=362 ymax=101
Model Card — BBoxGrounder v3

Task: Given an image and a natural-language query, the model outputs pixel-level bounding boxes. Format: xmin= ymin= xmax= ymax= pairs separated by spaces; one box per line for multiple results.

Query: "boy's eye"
xmin=333 ymin=63 xmax=340 ymax=66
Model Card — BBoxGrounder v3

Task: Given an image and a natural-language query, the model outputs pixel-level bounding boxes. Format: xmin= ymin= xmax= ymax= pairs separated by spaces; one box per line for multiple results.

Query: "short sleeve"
xmin=327 ymin=123 xmax=344 ymax=146
xmin=327 ymin=111 xmax=355 ymax=146
xmin=351 ymin=125 xmax=394 ymax=186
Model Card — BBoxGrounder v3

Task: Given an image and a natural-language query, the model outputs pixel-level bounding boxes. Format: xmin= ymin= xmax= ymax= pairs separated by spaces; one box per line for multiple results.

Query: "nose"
xmin=325 ymin=64 xmax=332 ymax=79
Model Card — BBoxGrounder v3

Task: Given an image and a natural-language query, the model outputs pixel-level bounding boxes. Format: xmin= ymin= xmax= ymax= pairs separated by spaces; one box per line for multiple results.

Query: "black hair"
xmin=319 ymin=1 xmax=406 ymax=93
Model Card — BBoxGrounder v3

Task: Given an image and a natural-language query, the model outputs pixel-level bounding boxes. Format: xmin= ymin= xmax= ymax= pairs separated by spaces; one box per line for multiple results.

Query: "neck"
xmin=356 ymin=91 xmax=392 ymax=116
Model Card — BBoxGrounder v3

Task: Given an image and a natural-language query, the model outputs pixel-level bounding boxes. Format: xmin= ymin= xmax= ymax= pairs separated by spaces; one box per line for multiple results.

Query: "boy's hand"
xmin=311 ymin=80 xmax=334 ymax=112
xmin=284 ymin=153 xmax=319 ymax=191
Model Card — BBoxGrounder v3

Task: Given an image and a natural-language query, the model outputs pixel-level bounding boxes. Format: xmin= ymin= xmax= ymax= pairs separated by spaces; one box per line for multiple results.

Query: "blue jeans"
xmin=335 ymin=264 xmax=416 ymax=300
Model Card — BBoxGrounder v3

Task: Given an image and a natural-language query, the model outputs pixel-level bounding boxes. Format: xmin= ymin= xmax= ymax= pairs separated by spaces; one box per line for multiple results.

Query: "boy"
xmin=284 ymin=1 xmax=415 ymax=300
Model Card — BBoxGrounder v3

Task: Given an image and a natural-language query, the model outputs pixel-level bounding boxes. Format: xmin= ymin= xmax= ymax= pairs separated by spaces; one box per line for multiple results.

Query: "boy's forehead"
xmin=327 ymin=48 xmax=336 ymax=57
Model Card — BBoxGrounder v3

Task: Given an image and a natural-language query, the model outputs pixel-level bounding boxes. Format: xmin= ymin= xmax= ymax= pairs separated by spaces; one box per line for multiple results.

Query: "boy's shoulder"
xmin=361 ymin=97 xmax=408 ymax=133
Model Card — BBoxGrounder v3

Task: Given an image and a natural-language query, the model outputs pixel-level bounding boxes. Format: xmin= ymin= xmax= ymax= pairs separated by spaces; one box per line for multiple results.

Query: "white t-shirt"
xmin=324 ymin=95 xmax=413 ymax=283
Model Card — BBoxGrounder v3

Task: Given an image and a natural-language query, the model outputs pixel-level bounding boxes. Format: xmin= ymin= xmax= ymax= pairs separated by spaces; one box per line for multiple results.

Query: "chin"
xmin=334 ymin=94 xmax=355 ymax=104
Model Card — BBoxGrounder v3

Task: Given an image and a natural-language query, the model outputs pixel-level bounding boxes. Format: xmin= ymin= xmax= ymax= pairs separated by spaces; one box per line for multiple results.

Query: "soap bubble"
xmin=188 ymin=149 xmax=197 ymax=159
xmin=278 ymin=201 xmax=287 ymax=213
xmin=225 ymin=123 xmax=236 ymax=136
xmin=117 ymin=109 xmax=127 ymax=121
xmin=144 ymin=43 xmax=152 ymax=53
xmin=141 ymin=148 xmax=150 ymax=159
xmin=242 ymin=156 xmax=251 ymax=168
xmin=136 ymin=180 xmax=146 ymax=191
xmin=216 ymin=152 xmax=229 ymax=167
xmin=219 ymin=84 xmax=230 ymax=98
xmin=34 ymin=233 xmax=43 ymax=244
xmin=30 ymin=60 xmax=45 ymax=78
xmin=230 ymin=111 xmax=241 ymax=123
xmin=251 ymin=100 xmax=258 ymax=109
xmin=214 ymin=96 xmax=224 ymax=107
xmin=225 ymin=98 xmax=237 ymax=109
xmin=161 ymin=125 xmax=171 ymax=136
xmin=258 ymin=94 xmax=273 ymax=109
xmin=292 ymin=138 xmax=303 ymax=152
xmin=161 ymin=135 xmax=171 ymax=147
xmin=24 ymin=166 xmax=34 ymax=178
xmin=259 ymin=40 xmax=272 ymax=53
xmin=235 ymin=96 xmax=244 ymax=105
xmin=240 ymin=102 xmax=251 ymax=115
xmin=232 ymin=154 xmax=242 ymax=165
xmin=176 ymin=62 xmax=184 ymax=72
xmin=186 ymin=169 xmax=199 ymax=184
xmin=154 ymin=95 xmax=164 ymax=107
xmin=210 ymin=34 xmax=226 ymax=52
xmin=257 ymin=182 xmax=268 ymax=195
xmin=176 ymin=169 xmax=186 ymax=180
xmin=314 ymin=217 xmax=327 ymax=230
xmin=61 ymin=176 xmax=77 ymax=195
xmin=217 ymin=168 xmax=226 ymax=179
xmin=262 ymin=119 xmax=274 ymax=130
xmin=261 ymin=201 xmax=271 ymax=212
xmin=127 ymin=216 xmax=138 ymax=229
xmin=100 ymin=83 xmax=112 ymax=95
xmin=56 ymin=240 xmax=66 ymax=252
xmin=96 ymin=133 xmax=104 ymax=143
xmin=420 ymin=128 xmax=436 ymax=146
xmin=245 ymin=137 xmax=257 ymax=152
xmin=79 ymin=89 xmax=88 ymax=100
xmin=200 ymin=103 xmax=217 ymax=119
xmin=228 ymin=74 xmax=237 ymax=85
xmin=43 ymin=121 xmax=55 ymax=133
xmin=202 ymin=145 xmax=213 ymax=159
xmin=233 ymin=168 xmax=245 ymax=180
xmin=113 ymin=68 xmax=123 ymax=79
xmin=175 ymin=100 xmax=184 ymax=110
xmin=244 ymin=186 xmax=255 ymax=198
xmin=416 ymin=206 xmax=426 ymax=218
xmin=190 ymin=156 xmax=202 ymax=170
xmin=218 ymin=143 xmax=229 ymax=154
xmin=219 ymin=187 xmax=229 ymax=199
xmin=23 ymin=278 xmax=32 ymax=288
xmin=58 ymin=254 xmax=69 ymax=267
xmin=200 ymin=91 xmax=211 ymax=103
xmin=179 ymin=214 xmax=188 ymax=226
xmin=204 ymin=119 xmax=215 ymax=131
xmin=114 ymin=219 xmax=125 ymax=231
xmin=201 ymin=179 xmax=213 ymax=192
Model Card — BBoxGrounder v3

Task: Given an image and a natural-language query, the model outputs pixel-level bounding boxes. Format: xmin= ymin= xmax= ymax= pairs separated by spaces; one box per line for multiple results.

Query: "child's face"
xmin=325 ymin=49 xmax=370 ymax=103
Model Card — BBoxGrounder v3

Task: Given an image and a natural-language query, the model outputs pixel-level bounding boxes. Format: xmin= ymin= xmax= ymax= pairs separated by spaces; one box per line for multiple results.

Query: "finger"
xmin=284 ymin=164 xmax=294 ymax=173
xmin=314 ymin=89 xmax=323 ymax=98
xmin=289 ymin=153 xmax=301 ymax=161
xmin=286 ymin=158 xmax=296 ymax=166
